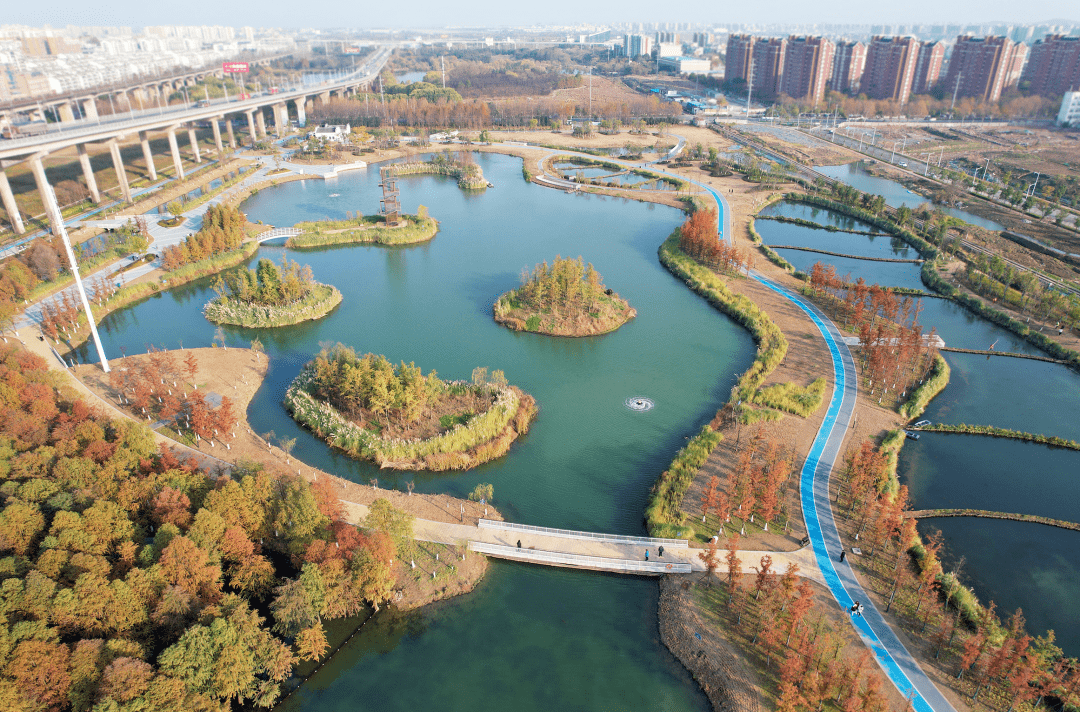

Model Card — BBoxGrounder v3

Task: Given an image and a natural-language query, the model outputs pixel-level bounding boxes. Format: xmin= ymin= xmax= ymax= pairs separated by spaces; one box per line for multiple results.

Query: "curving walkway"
xmin=682 ymin=169 xmax=955 ymax=712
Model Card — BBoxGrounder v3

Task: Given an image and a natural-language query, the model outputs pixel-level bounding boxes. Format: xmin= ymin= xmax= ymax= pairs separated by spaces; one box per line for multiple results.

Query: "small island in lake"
xmin=285 ymin=344 xmax=536 ymax=471
xmin=286 ymin=208 xmax=438 ymax=249
xmin=494 ymin=255 xmax=636 ymax=336
xmin=384 ymin=150 xmax=489 ymax=191
xmin=204 ymin=257 xmax=342 ymax=327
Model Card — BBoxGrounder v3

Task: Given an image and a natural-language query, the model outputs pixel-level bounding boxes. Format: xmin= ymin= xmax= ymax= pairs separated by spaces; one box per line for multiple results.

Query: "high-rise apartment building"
xmin=624 ymin=34 xmax=653 ymax=58
xmin=780 ymin=36 xmax=834 ymax=103
xmin=725 ymin=34 xmax=755 ymax=82
xmin=861 ymin=36 xmax=920 ymax=104
xmin=912 ymin=41 xmax=945 ymax=94
xmin=752 ymin=37 xmax=787 ymax=98
xmin=1005 ymin=42 xmax=1029 ymax=87
xmin=942 ymin=35 xmax=1018 ymax=103
xmin=1022 ymin=35 xmax=1080 ymax=98
xmin=829 ymin=41 xmax=866 ymax=93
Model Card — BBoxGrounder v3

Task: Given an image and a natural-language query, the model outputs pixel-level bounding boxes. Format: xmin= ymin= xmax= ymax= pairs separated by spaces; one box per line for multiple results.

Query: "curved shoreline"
xmin=285 ymin=366 xmax=537 ymax=471
xmin=203 ymin=283 xmax=343 ymax=327
xmin=286 ymin=215 xmax=439 ymax=249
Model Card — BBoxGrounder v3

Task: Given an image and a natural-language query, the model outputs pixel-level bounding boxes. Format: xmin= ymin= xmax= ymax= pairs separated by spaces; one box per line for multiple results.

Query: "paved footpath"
xmin=338 ymin=499 xmax=822 ymax=581
xmin=531 ymin=141 xmax=955 ymax=711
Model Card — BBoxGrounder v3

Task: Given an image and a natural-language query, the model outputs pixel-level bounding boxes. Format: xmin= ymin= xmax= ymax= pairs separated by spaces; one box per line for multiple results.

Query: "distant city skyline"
xmin=9 ymin=0 xmax=1079 ymax=31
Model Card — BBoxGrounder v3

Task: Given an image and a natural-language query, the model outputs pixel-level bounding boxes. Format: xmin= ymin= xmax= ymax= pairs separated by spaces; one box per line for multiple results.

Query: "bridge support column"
xmin=187 ymin=125 xmax=202 ymax=163
xmin=80 ymin=98 xmax=98 ymax=121
xmin=245 ymin=110 xmax=257 ymax=146
xmin=166 ymin=128 xmax=185 ymax=181
xmin=0 ymin=171 xmax=25 ymax=235
xmin=108 ymin=140 xmax=131 ymax=203
xmin=28 ymin=156 xmax=61 ymax=236
xmin=77 ymin=144 xmax=101 ymax=204
xmin=225 ymin=118 xmax=236 ymax=148
xmin=293 ymin=99 xmax=306 ymax=128
xmin=317 ymin=90 xmax=330 ymax=104
xmin=273 ymin=103 xmax=286 ymax=137
xmin=58 ymin=102 xmax=76 ymax=123
xmin=138 ymin=131 xmax=157 ymax=181
xmin=211 ymin=117 xmax=224 ymax=156
xmin=255 ymin=109 xmax=267 ymax=139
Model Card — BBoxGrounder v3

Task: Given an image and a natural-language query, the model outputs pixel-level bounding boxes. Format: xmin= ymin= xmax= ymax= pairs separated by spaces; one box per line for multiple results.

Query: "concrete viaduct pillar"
xmin=77 ymin=144 xmax=101 ymax=203
xmin=245 ymin=110 xmax=257 ymax=146
xmin=80 ymin=98 xmax=98 ymax=121
xmin=0 ymin=171 xmax=25 ymax=235
xmin=58 ymin=102 xmax=76 ymax=123
xmin=166 ymin=128 xmax=185 ymax=180
xmin=225 ymin=118 xmax=236 ymax=149
xmin=108 ymin=140 xmax=131 ymax=203
xmin=187 ymin=125 xmax=201 ymax=163
xmin=28 ymin=155 xmax=62 ymax=236
xmin=138 ymin=131 xmax=157 ymax=181
xmin=273 ymin=103 xmax=287 ymax=137
xmin=255 ymin=109 xmax=267 ymax=139
xmin=294 ymin=98 xmax=306 ymax=128
xmin=317 ymin=90 xmax=330 ymax=105
xmin=211 ymin=117 xmax=224 ymax=156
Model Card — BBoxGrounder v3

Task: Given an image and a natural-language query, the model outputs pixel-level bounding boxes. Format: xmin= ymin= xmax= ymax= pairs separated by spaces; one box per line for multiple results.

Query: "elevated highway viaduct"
xmin=0 ymin=47 xmax=391 ymax=237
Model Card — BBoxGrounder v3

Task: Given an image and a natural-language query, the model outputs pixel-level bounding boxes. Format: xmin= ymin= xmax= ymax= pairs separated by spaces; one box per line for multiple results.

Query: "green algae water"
xmin=78 ymin=152 xmax=754 ymax=709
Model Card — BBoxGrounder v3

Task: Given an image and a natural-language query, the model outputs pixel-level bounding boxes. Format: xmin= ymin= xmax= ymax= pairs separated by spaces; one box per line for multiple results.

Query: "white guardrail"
xmin=255 ymin=227 xmax=301 ymax=242
xmin=469 ymin=541 xmax=692 ymax=574
xmin=477 ymin=519 xmax=688 ymax=548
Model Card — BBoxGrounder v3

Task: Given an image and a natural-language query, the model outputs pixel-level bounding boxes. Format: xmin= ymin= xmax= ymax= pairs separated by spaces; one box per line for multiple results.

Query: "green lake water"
xmin=76 ymin=152 xmax=755 ymax=709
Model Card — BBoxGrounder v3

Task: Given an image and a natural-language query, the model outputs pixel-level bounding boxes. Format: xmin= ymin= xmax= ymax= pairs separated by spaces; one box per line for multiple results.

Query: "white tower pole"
xmin=42 ymin=184 xmax=110 ymax=373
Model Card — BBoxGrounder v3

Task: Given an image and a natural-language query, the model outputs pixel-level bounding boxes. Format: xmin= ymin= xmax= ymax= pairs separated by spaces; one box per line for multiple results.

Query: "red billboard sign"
xmin=223 ymin=62 xmax=249 ymax=73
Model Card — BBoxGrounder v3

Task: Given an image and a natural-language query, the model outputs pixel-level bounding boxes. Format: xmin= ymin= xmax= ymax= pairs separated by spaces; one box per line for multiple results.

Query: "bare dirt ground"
xmin=72 ymin=347 xmax=501 ymax=528
xmin=549 ymin=75 xmax=645 ymax=106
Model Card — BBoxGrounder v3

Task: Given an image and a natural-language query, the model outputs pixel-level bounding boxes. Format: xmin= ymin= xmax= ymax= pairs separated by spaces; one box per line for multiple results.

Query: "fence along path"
xmin=338 ymin=500 xmax=820 ymax=579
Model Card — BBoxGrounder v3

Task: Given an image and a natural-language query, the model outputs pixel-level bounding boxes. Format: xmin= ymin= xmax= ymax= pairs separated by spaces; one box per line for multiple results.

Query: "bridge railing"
xmin=255 ymin=227 xmax=301 ymax=242
xmin=478 ymin=519 xmax=688 ymax=548
xmin=469 ymin=541 xmax=692 ymax=574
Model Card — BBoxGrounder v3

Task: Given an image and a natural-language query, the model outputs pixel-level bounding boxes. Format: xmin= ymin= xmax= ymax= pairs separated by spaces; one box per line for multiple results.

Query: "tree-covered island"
xmin=204 ymin=257 xmax=342 ymax=327
xmin=493 ymin=255 xmax=635 ymax=336
xmin=285 ymin=344 xmax=536 ymax=470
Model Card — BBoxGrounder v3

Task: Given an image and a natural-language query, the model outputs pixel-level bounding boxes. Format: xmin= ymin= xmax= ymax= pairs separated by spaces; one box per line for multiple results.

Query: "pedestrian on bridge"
xmin=645 ymin=549 xmax=649 ymax=561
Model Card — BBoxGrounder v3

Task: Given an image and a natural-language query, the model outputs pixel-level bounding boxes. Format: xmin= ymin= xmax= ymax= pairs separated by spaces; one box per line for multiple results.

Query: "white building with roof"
xmin=1059 ymin=92 xmax=1080 ymax=127
xmin=310 ymin=123 xmax=351 ymax=142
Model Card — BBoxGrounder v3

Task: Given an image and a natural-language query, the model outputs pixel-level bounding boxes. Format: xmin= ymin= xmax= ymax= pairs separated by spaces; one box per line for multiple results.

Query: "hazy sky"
xmin=13 ymin=0 xmax=1077 ymax=30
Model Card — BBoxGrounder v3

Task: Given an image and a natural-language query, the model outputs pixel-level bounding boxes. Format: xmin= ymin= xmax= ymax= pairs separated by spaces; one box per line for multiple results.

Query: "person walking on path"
xmin=645 ymin=549 xmax=649 ymax=561
xmin=839 ymin=549 xmax=846 ymax=563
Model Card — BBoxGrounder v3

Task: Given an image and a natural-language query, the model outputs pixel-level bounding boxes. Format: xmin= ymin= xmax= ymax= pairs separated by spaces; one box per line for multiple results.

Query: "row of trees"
xmin=678 ymin=208 xmax=753 ymax=276
xmin=807 ymin=263 xmax=938 ymax=403
xmin=213 ymin=257 xmax=317 ymax=307
xmin=832 ymin=437 xmax=1080 ymax=709
xmin=38 ymin=276 xmax=120 ymax=341
xmin=698 ymin=427 xmax=793 ymax=537
xmin=0 ymin=343 xmax=413 ymax=709
xmin=307 ymin=344 xmax=447 ymax=430
xmin=306 ymin=90 xmax=681 ymax=131
xmin=697 ymin=536 xmax=895 ymax=711
xmin=160 ymin=204 xmax=248 ymax=272
xmin=104 ymin=347 xmax=237 ymax=448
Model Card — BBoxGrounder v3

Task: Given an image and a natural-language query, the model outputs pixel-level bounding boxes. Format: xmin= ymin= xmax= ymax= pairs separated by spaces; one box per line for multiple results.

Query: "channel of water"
xmin=816 ymin=161 xmax=1006 ymax=232
xmin=756 ymin=199 xmax=1080 ymax=654
xmin=75 ymin=152 xmax=756 ymax=710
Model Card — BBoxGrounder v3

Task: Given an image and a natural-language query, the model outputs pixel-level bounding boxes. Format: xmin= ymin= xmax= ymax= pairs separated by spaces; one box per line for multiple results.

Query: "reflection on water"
xmin=816 ymin=161 xmax=1005 ymax=231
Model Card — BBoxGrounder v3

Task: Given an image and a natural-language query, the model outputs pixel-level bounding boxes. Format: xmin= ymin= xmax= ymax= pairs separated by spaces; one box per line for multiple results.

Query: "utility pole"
xmin=43 ymin=185 xmax=109 ymax=373
xmin=588 ymin=66 xmax=592 ymax=118
xmin=950 ymin=72 xmax=962 ymax=113
xmin=744 ymin=60 xmax=753 ymax=119
xmin=441 ymin=56 xmax=446 ymax=89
